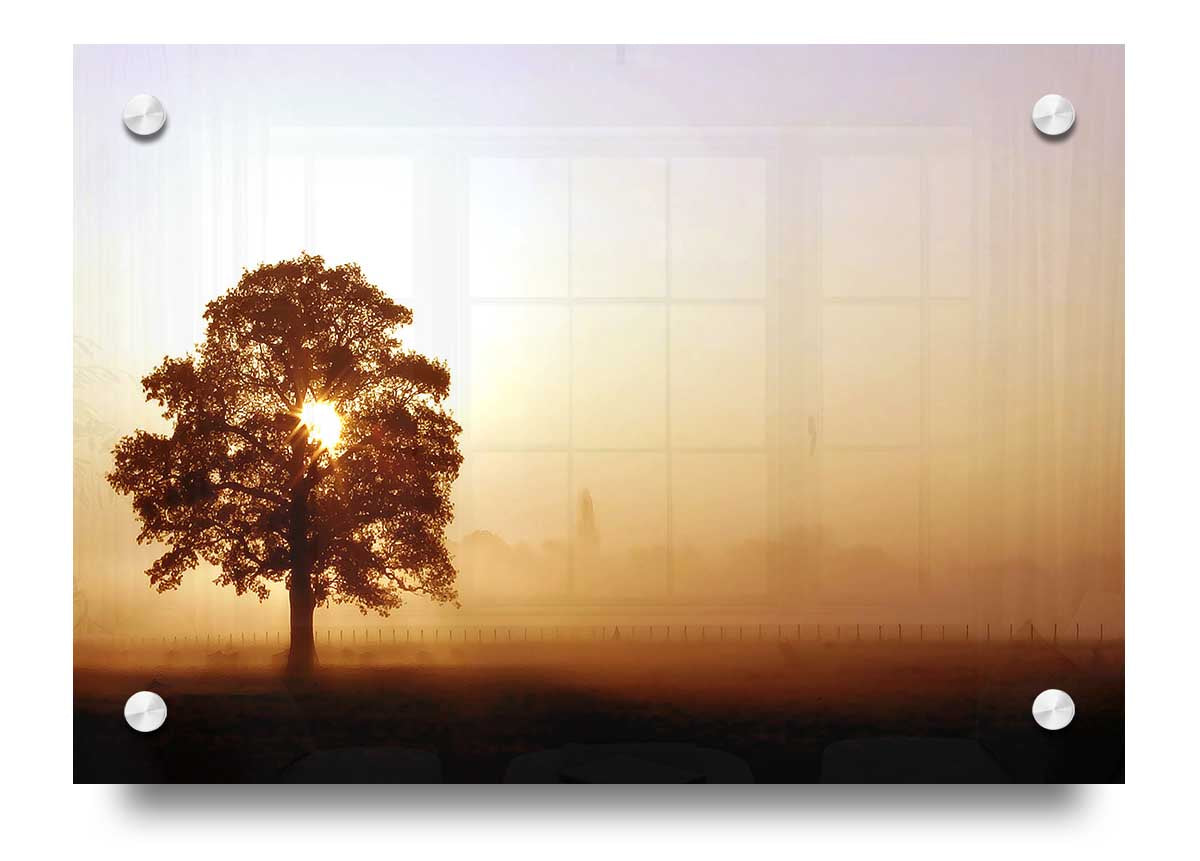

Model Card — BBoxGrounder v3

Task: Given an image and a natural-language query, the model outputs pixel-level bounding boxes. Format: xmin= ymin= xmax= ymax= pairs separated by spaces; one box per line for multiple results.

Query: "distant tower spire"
xmin=577 ymin=488 xmax=598 ymax=546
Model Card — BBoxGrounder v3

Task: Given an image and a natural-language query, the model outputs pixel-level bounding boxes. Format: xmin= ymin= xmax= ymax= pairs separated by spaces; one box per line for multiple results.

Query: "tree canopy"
xmin=108 ymin=255 xmax=463 ymax=650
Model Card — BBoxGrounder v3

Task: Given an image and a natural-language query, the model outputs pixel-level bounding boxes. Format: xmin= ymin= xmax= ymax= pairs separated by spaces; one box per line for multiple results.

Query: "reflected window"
xmin=816 ymin=141 xmax=976 ymax=602
xmin=571 ymin=158 xmax=666 ymax=298
xmin=671 ymin=453 xmax=768 ymax=596
xmin=465 ymin=453 xmax=569 ymax=598
xmin=821 ymin=304 xmax=922 ymax=447
xmin=469 ymin=158 xmax=568 ymax=298
xmin=464 ymin=153 xmax=772 ymax=602
xmin=571 ymin=452 xmax=669 ymax=598
xmin=821 ymin=155 xmax=921 ymax=297
xmin=470 ymin=305 xmax=570 ymax=449
xmin=670 ymin=305 xmax=767 ymax=449
xmin=572 ymin=304 xmax=667 ymax=449
xmin=670 ymin=158 xmax=767 ymax=299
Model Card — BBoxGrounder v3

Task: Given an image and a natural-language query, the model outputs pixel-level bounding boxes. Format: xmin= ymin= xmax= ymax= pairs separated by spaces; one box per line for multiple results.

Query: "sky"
xmin=74 ymin=45 xmax=1124 ymax=637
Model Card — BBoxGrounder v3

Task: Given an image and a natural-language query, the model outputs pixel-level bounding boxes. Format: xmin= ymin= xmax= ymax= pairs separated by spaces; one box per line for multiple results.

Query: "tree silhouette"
xmin=108 ymin=254 xmax=462 ymax=674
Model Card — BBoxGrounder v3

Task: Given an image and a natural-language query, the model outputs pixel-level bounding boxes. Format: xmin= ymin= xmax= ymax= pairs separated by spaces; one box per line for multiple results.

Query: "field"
xmin=74 ymin=637 xmax=1124 ymax=783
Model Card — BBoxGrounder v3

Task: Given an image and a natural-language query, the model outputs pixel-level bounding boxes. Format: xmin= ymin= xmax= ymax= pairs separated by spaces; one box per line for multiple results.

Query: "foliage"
xmin=108 ymin=254 xmax=463 ymax=617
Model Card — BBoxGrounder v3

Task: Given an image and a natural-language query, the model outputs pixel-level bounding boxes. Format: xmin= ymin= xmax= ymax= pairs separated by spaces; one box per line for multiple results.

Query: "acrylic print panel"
xmin=74 ymin=45 xmax=1124 ymax=783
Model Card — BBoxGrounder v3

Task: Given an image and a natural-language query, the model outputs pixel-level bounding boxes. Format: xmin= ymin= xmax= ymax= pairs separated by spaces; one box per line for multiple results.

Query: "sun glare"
xmin=300 ymin=400 xmax=342 ymax=452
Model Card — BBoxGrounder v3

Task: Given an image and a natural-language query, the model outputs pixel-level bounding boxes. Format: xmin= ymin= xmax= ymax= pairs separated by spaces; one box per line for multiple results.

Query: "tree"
xmin=108 ymin=254 xmax=463 ymax=675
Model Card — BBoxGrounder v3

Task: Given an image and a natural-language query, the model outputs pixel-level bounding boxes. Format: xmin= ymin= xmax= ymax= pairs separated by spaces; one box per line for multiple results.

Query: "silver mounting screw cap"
xmin=123 ymin=94 xmax=166 ymax=136
xmin=1031 ymin=688 xmax=1075 ymax=730
xmin=124 ymin=690 xmax=168 ymax=732
xmin=1032 ymin=94 xmax=1075 ymax=136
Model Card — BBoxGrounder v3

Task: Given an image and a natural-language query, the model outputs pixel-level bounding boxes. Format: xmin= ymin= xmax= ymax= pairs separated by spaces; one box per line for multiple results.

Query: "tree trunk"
xmin=286 ymin=575 xmax=316 ymax=676
xmin=286 ymin=469 xmax=318 ymax=676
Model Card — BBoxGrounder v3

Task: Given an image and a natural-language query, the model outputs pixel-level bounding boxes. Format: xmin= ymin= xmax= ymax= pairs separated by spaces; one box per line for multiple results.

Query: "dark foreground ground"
xmin=75 ymin=639 xmax=1123 ymax=783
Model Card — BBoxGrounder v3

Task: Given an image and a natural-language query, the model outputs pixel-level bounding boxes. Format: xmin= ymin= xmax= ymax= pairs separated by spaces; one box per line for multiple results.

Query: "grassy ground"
xmin=74 ymin=639 xmax=1123 ymax=782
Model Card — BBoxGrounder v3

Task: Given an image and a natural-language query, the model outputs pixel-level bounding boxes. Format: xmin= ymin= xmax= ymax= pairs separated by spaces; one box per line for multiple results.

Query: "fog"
xmin=74 ymin=45 xmax=1123 ymax=646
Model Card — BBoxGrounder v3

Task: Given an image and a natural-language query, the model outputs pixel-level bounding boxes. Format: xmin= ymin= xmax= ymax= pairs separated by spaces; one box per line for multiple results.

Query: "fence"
xmin=77 ymin=619 xmax=1118 ymax=652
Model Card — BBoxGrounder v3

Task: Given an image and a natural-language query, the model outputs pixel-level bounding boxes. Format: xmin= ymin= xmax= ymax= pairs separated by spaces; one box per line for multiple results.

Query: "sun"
xmin=299 ymin=400 xmax=342 ymax=452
